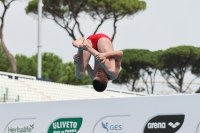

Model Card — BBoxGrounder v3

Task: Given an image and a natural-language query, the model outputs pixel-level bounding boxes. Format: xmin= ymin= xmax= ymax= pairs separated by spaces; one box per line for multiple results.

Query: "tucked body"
xmin=72 ymin=33 xmax=123 ymax=92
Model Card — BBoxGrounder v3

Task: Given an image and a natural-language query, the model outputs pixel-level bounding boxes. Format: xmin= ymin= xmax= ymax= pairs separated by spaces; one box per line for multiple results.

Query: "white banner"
xmin=0 ymin=94 xmax=200 ymax=133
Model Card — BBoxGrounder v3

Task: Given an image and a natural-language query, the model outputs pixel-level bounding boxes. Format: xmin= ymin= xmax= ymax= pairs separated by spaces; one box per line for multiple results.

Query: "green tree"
xmin=15 ymin=53 xmax=91 ymax=85
xmin=86 ymin=0 xmax=146 ymax=40
xmin=30 ymin=52 xmax=91 ymax=85
xmin=158 ymin=45 xmax=200 ymax=93
xmin=32 ymin=53 xmax=66 ymax=82
xmin=191 ymin=48 xmax=200 ymax=77
xmin=32 ymin=53 xmax=63 ymax=82
xmin=139 ymin=50 xmax=161 ymax=94
xmin=15 ymin=54 xmax=37 ymax=76
xmin=64 ymin=62 xmax=91 ymax=85
xmin=112 ymin=69 xmax=137 ymax=91
xmin=0 ymin=45 xmax=10 ymax=72
xmin=0 ymin=0 xmax=17 ymax=73
xmin=190 ymin=49 xmax=200 ymax=93
xmin=116 ymin=49 xmax=143 ymax=91
xmin=196 ymin=88 xmax=200 ymax=93
xmin=113 ymin=49 xmax=158 ymax=94
xmin=25 ymin=0 xmax=146 ymax=41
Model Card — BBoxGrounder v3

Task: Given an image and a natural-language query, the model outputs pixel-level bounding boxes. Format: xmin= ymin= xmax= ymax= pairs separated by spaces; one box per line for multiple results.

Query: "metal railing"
xmin=0 ymin=71 xmax=36 ymax=80
xmin=0 ymin=87 xmax=20 ymax=103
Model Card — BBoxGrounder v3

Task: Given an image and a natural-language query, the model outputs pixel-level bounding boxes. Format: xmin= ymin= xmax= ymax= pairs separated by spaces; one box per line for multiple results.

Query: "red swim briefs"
xmin=87 ymin=33 xmax=112 ymax=51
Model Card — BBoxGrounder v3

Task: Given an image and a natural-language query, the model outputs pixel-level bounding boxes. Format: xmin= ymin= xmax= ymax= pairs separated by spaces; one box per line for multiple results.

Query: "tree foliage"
xmin=113 ymin=46 xmax=200 ymax=94
xmin=64 ymin=62 xmax=91 ymax=85
xmin=196 ymin=88 xmax=200 ymax=93
xmin=191 ymin=48 xmax=200 ymax=77
xmin=112 ymin=69 xmax=132 ymax=84
xmin=86 ymin=0 xmax=146 ymax=40
xmin=0 ymin=45 xmax=10 ymax=72
xmin=25 ymin=0 xmax=146 ymax=41
xmin=113 ymin=49 xmax=158 ymax=94
xmin=118 ymin=49 xmax=145 ymax=91
xmin=112 ymin=69 xmax=136 ymax=90
xmin=158 ymin=45 xmax=200 ymax=93
xmin=15 ymin=52 xmax=91 ymax=85
xmin=15 ymin=54 xmax=37 ymax=76
xmin=0 ymin=0 xmax=17 ymax=73
xmin=139 ymin=50 xmax=160 ymax=94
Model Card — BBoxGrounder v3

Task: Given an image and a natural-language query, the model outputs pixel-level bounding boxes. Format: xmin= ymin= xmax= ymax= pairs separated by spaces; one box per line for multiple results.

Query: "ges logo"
xmin=101 ymin=122 xmax=123 ymax=132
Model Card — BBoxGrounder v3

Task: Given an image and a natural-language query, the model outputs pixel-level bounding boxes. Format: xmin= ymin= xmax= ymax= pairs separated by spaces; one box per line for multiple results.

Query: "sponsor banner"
xmin=0 ymin=95 xmax=200 ymax=132
xmin=48 ymin=118 xmax=83 ymax=133
xmin=4 ymin=118 xmax=36 ymax=133
xmin=93 ymin=115 xmax=131 ymax=133
xmin=144 ymin=115 xmax=185 ymax=133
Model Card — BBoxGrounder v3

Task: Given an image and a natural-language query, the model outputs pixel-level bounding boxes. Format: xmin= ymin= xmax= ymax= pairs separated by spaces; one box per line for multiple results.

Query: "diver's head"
xmin=93 ymin=70 xmax=109 ymax=92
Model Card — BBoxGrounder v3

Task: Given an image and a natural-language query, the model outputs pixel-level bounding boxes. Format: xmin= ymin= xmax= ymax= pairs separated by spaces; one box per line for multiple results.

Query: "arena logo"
xmin=144 ymin=115 xmax=185 ymax=133
xmin=147 ymin=122 xmax=181 ymax=129
xmin=48 ymin=117 xmax=83 ymax=133
xmin=101 ymin=121 xmax=123 ymax=133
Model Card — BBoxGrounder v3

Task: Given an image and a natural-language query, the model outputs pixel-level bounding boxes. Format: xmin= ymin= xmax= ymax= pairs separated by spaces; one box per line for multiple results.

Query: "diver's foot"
xmin=72 ymin=37 xmax=85 ymax=48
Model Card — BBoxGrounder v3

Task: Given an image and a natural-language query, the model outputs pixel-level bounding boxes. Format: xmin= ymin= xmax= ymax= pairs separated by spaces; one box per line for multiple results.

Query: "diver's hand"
xmin=95 ymin=53 xmax=107 ymax=64
xmin=73 ymin=54 xmax=82 ymax=64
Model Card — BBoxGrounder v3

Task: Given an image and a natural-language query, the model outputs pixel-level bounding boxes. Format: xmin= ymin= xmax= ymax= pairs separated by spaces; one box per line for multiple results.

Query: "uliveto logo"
xmin=48 ymin=117 xmax=83 ymax=133
xmin=144 ymin=115 xmax=185 ymax=133
xmin=101 ymin=121 xmax=123 ymax=133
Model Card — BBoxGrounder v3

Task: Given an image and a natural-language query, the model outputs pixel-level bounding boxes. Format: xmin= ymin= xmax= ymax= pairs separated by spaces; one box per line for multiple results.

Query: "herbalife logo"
xmin=8 ymin=124 xmax=34 ymax=133
xmin=48 ymin=117 xmax=83 ymax=133
xmin=144 ymin=115 xmax=185 ymax=133
xmin=101 ymin=121 xmax=123 ymax=133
